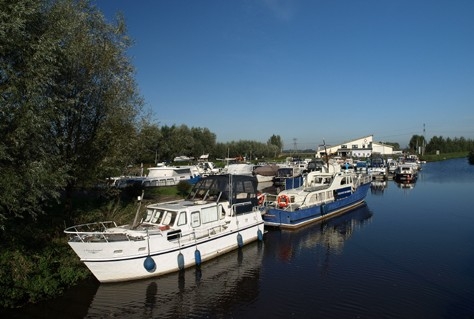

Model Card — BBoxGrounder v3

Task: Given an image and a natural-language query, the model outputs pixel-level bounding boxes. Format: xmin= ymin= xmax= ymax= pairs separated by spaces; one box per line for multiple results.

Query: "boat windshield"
xmin=144 ymin=209 xmax=177 ymax=225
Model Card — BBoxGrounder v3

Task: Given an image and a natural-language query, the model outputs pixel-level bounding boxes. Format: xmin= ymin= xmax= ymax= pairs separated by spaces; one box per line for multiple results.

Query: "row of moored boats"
xmin=64 ymin=155 xmax=422 ymax=283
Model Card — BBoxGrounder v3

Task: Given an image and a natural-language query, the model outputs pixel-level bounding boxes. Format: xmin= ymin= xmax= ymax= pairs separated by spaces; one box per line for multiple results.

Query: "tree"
xmin=134 ymin=119 xmax=163 ymax=165
xmin=408 ymin=135 xmax=426 ymax=154
xmin=0 ymin=0 xmax=142 ymax=225
xmin=267 ymin=134 xmax=283 ymax=151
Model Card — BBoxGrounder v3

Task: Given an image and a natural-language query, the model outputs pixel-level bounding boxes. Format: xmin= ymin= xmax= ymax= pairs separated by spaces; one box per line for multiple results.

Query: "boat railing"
xmin=64 ymin=221 xmax=154 ymax=243
xmin=355 ymin=174 xmax=372 ymax=187
xmin=64 ymin=221 xmax=118 ymax=234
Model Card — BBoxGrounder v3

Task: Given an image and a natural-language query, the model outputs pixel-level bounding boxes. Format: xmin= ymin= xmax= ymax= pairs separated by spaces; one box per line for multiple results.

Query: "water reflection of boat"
xmin=266 ymin=203 xmax=373 ymax=262
xmin=395 ymin=181 xmax=416 ymax=189
xmin=85 ymin=241 xmax=264 ymax=318
xmin=370 ymin=179 xmax=387 ymax=195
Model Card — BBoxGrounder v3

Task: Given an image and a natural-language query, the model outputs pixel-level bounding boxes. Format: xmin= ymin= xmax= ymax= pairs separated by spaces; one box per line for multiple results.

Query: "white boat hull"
xmin=67 ymin=213 xmax=264 ymax=283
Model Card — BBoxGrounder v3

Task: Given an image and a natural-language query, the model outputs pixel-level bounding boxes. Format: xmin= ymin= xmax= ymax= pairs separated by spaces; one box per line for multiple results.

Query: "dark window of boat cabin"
xmin=177 ymin=211 xmax=187 ymax=226
xmin=151 ymin=211 xmax=162 ymax=223
xmin=144 ymin=209 xmax=154 ymax=222
xmin=191 ymin=211 xmax=200 ymax=228
xmin=205 ymin=188 xmax=220 ymax=201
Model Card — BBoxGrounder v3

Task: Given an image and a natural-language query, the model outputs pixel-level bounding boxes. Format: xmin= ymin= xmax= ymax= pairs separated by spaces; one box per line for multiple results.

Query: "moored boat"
xmin=142 ymin=164 xmax=201 ymax=187
xmin=64 ymin=174 xmax=264 ymax=283
xmin=253 ymin=164 xmax=279 ymax=183
xmin=261 ymin=168 xmax=372 ymax=229
xmin=394 ymin=164 xmax=418 ymax=182
xmin=272 ymin=166 xmax=304 ymax=190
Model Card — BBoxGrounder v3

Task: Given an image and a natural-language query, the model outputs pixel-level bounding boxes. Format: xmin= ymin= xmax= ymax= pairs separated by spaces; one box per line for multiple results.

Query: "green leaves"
xmin=0 ymin=0 xmax=142 ymax=225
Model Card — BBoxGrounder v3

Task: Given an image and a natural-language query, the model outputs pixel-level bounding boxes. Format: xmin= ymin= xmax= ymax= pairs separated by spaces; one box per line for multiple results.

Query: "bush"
xmin=176 ymin=181 xmax=192 ymax=196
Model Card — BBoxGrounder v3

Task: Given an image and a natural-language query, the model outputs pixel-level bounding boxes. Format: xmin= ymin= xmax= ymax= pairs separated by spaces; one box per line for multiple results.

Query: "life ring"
xmin=257 ymin=192 xmax=265 ymax=205
xmin=277 ymin=194 xmax=290 ymax=208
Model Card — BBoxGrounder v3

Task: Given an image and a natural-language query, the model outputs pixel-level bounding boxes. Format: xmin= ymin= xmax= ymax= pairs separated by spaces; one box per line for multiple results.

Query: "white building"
xmin=316 ymin=135 xmax=396 ymax=159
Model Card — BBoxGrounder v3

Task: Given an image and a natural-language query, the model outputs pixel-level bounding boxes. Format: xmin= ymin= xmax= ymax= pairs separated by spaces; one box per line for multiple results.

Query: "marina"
xmin=5 ymin=158 xmax=474 ymax=318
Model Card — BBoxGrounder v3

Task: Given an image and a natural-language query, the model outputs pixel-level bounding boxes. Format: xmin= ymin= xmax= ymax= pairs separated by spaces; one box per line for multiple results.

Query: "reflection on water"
xmin=85 ymin=241 xmax=264 ymax=319
xmin=370 ymin=179 xmax=387 ymax=195
xmin=395 ymin=180 xmax=416 ymax=189
xmin=265 ymin=203 xmax=373 ymax=263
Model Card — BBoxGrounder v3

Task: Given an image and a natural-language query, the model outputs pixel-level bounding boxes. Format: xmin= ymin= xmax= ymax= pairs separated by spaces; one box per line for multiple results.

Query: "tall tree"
xmin=0 ymin=0 xmax=142 ymax=225
xmin=408 ymin=135 xmax=426 ymax=154
xmin=267 ymin=134 xmax=283 ymax=151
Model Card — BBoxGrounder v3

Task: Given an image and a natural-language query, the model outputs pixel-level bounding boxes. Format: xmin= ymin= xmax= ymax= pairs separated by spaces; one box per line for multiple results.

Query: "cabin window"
xmin=151 ymin=211 xmax=161 ymax=223
xmin=162 ymin=212 xmax=172 ymax=225
xmin=144 ymin=209 xmax=154 ymax=222
xmin=191 ymin=211 xmax=201 ymax=228
xmin=201 ymin=206 xmax=218 ymax=224
xmin=177 ymin=211 xmax=187 ymax=226
xmin=234 ymin=180 xmax=256 ymax=199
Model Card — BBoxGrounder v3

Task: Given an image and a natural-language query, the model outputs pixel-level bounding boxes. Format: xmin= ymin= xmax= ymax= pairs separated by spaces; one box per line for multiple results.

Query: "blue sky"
xmin=93 ymin=0 xmax=474 ymax=149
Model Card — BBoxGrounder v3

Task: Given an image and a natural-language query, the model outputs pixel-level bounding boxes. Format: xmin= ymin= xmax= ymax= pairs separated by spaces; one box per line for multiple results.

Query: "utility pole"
xmin=422 ymin=123 xmax=426 ymax=156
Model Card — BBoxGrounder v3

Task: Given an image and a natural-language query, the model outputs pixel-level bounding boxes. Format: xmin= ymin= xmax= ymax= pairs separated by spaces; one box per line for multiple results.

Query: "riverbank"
xmin=421 ymin=152 xmax=468 ymax=162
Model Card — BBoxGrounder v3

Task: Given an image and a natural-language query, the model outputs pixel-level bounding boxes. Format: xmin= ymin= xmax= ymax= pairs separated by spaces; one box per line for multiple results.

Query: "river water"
xmin=4 ymin=158 xmax=474 ymax=318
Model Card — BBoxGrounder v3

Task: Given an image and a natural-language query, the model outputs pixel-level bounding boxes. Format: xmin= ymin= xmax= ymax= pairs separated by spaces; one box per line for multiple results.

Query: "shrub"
xmin=176 ymin=181 xmax=192 ymax=196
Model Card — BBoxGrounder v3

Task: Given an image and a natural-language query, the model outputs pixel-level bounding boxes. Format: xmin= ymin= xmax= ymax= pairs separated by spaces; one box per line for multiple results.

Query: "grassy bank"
xmin=420 ymin=152 xmax=469 ymax=162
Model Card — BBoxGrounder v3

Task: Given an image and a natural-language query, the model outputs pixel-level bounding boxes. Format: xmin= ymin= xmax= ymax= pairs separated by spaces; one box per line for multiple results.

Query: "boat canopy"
xmin=188 ymin=174 xmax=258 ymax=207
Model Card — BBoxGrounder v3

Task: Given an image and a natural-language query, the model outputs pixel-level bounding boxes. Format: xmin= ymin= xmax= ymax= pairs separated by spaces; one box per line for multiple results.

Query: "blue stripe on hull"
xmin=264 ymin=182 xmax=371 ymax=229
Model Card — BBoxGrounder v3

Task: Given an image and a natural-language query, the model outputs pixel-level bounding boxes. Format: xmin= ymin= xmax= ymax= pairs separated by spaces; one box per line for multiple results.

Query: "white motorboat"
xmin=64 ymin=174 xmax=265 ymax=283
xmin=142 ymin=163 xmax=201 ymax=187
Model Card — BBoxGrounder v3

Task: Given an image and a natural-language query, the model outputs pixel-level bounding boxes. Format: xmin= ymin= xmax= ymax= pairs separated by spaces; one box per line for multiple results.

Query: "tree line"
xmin=409 ymin=135 xmax=474 ymax=154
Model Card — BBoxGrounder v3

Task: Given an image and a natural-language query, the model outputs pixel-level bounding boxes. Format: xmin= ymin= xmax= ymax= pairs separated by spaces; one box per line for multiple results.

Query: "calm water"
xmin=5 ymin=158 xmax=474 ymax=318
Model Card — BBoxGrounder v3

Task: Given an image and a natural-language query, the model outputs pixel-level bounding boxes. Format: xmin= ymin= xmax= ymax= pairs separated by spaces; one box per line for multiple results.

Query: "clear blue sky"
xmin=93 ymin=0 xmax=474 ymax=149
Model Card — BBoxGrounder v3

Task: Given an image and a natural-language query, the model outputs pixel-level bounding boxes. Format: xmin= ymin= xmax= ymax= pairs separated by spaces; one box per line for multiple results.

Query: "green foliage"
xmin=421 ymin=152 xmax=468 ymax=162
xmin=0 ymin=232 xmax=89 ymax=308
xmin=408 ymin=135 xmax=427 ymax=153
xmin=425 ymin=136 xmax=474 ymax=154
xmin=267 ymin=134 xmax=283 ymax=150
xmin=468 ymin=150 xmax=474 ymax=165
xmin=0 ymin=0 xmax=142 ymax=227
xmin=0 ymin=0 xmax=70 ymax=225
xmin=176 ymin=181 xmax=192 ymax=196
